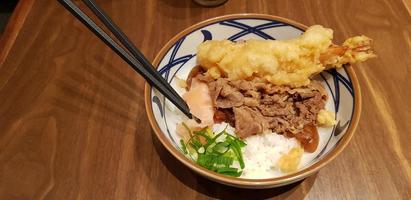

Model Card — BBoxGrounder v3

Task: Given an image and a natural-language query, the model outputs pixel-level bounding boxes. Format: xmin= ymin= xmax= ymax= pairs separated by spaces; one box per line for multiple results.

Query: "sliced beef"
xmin=218 ymin=84 xmax=243 ymax=108
xmin=208 ymin=78 xmax=243 ymax=108
xmin=233 ymin=106 xmax=268 ymax=138
xmin=243 ymin=97 xmax=259 ymax=107
xmin=186 ymin=66 xmax=206 ymax=89
xmin=206 ymin=77 xmax=327 ymax=139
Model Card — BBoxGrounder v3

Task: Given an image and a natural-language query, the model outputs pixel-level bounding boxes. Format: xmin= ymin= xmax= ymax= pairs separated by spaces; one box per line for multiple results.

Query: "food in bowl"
xmin=172 ymin=25 xmax=375 ymax=179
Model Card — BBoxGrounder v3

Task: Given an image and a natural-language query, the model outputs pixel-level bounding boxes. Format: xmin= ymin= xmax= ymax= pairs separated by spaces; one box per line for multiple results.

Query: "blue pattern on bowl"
xmin=149 ymin=18 xmax=355 ymax=172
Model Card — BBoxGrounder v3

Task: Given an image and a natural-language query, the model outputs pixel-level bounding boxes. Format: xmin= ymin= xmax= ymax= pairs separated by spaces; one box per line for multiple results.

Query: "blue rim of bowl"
xmin=144 ymin=13 xmax=362 ymax=188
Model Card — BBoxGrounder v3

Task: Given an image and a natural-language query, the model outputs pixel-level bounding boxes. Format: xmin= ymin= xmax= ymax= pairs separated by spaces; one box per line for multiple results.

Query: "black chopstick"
xmin=81 ymin=0 xmax=183 ymax=105
xmin=58 ymin=0 xmax=193 ymax=119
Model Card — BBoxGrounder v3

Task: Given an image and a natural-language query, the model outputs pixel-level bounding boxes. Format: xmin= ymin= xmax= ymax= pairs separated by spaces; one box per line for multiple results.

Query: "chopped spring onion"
xmin=180 ymin=126 xmax=247 ymax=177
xmin=180 ymin=139 xmax=188 ymax=154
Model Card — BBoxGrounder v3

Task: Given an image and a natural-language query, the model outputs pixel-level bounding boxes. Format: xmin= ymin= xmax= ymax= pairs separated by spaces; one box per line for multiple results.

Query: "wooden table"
xmin=1 ymin=0 xmax=410 ymax=199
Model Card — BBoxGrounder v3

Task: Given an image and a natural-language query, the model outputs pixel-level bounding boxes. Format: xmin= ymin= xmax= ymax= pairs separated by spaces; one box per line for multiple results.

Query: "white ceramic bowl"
xmin=145 ymin=14 xmax=361 ymax=189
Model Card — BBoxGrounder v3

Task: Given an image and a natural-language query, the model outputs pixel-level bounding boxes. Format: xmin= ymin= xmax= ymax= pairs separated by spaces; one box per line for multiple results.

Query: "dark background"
xmin=0 ymin=0 xmax=19 ymax=33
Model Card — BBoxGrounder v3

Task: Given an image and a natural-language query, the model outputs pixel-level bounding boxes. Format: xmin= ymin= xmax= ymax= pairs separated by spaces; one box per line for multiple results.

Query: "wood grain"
xmin=0 ymin=0 xmax=35 ymax=67
xmin=0 ymin=0 xmax=410 ymax=199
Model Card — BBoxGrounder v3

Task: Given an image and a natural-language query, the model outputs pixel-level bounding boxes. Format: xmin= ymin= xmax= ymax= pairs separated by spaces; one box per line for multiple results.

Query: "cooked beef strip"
xmin=186 ymin=65 xmax=205 ymax=89
xmin=233 ymin=106 xmax=268 ymax=138
xmin=206 ymin=78 xmax=327 ymax=138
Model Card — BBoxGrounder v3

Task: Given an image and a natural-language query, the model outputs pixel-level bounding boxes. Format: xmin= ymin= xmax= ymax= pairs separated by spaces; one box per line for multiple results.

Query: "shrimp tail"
xmin=320 ymin=35 xmax=376 ymax=69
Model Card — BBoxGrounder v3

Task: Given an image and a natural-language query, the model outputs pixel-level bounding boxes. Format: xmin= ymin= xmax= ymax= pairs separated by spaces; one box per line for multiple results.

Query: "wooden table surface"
xmin=1 ymin=0 xmax=410 ymax=199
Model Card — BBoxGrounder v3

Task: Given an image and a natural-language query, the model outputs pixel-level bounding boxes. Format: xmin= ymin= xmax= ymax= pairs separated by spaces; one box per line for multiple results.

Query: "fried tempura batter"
xmin=197 ymin=25 xmax=375 ymax=87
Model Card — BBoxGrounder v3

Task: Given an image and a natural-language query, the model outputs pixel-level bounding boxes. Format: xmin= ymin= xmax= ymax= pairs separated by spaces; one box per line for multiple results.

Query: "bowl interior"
xmin=145 ymin=14 xmax=359 ymax=188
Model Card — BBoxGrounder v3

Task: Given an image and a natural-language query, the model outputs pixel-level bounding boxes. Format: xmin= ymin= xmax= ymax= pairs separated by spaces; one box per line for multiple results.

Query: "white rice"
xmin=213 ymin=123 xmax=300 ymax=179
xmin=241 ymin=132 xmax=300 ymax=179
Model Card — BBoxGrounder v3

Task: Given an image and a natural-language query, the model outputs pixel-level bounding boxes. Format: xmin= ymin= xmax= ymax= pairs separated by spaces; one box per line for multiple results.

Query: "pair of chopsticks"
xmin=58 ymin=0 xmax=193 ymax=119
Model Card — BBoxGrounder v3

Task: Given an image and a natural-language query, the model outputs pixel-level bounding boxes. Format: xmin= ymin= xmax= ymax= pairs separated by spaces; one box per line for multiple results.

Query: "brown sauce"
xmin=213 ymin=108 xmax=235 ymax=127
xmin=285 ymin=124 xmax=319 ymax=153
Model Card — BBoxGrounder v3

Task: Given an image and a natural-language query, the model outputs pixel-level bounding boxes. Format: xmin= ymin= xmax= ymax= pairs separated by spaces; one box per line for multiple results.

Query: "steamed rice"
xmin=213 ymin=123 xmax=301 ymax=179
xmin=242 ymin=133 xmax=300 ymax=179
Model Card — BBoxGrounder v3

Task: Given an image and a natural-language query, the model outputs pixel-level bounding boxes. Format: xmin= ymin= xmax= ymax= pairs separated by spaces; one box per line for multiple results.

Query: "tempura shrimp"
xmin=320 ymin=36 xmax=376 ymax=69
